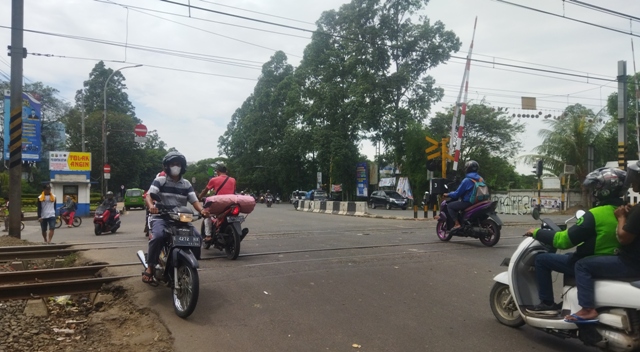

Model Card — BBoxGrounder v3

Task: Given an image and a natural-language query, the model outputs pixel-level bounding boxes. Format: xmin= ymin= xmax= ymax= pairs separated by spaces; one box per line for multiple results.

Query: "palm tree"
xmin=524 ymin=104 xmax=606 ymax=206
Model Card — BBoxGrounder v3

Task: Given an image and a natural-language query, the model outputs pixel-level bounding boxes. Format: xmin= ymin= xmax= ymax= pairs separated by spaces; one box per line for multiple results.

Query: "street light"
xmin=102 ymin=64 xmax=142 ymax=197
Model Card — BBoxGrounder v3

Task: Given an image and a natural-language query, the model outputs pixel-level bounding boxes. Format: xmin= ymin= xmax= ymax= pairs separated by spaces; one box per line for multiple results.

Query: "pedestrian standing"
xmin=37 ymin=184 xmax=57 ymax=244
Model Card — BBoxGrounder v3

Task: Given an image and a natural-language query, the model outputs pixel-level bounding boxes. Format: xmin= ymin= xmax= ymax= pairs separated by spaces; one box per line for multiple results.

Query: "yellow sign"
xmin=49 ymin=152 xmax=92 ymax=171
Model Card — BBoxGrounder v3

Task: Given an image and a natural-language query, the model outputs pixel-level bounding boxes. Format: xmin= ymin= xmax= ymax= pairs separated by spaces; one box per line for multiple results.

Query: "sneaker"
xmin=526 ymin=302 xmax=562 ymax=315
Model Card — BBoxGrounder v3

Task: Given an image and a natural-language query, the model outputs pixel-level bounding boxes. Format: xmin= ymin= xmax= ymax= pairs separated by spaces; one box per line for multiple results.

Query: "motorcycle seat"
xmin=464 ymin=200 xmax=493 ymax=213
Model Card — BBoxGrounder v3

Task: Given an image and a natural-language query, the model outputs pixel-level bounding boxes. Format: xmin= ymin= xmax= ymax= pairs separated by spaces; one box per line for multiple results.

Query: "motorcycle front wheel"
xmin=224 ymin=226 xmax=240 ymax=260
xmin=94 ymin=223 xmax=101 ymax=236
xmin=173 ymin=264 xmax=200 ymax=318
xmin=436 ymin=221 xmax=453 ymax=241
xmin=489 ymin=282 xmax=524 ymax=327
xmin=479 ymin=219 xmax=501 ymax=247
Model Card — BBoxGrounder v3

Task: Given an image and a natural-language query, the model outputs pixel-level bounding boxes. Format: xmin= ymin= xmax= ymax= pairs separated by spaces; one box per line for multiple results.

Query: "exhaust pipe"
xmin=136 ymin=250 xmax=148 ymax=269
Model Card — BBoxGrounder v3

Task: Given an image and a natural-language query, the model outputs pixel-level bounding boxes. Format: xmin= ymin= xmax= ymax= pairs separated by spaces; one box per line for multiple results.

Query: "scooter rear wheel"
xmin=479 ymin=219 xmax=501 ymax=247
xmin=490 ymin=282 xmax=524 ymax=327
xmin=436 ymin=221 xmax=453 ymax=241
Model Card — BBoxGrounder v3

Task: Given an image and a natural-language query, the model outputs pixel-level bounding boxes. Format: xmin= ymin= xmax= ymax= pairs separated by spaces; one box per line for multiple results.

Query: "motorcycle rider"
xmin=565 ymin=163 xmax=640 ymax=323
xmin=524 ymin=167 xmax=625 ymax=315
xmin=198 ymin=163 xmax=236 ymax=244
xmin=101 ymin=191 xmax=118 ymax=226
xmin=143 ymin=151 xmax=209 ymax=284
xmin=265 ymin=190 xmax=273 ymax=202
xmin=443 ymin=160 xmax=483 ymax=230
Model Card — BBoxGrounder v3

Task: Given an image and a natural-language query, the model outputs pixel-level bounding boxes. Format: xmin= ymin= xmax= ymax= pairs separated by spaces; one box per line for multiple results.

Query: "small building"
xmin=48 ymin=151 xmax=92 ymax=217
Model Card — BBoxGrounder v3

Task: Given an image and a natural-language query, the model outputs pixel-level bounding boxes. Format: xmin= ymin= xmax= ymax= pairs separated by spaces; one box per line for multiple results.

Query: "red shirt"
xmin=206 ymin=175 xmax=236 ymax=195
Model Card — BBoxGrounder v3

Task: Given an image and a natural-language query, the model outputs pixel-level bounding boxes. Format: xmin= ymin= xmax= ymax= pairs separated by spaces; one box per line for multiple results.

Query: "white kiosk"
xmin=49 ymin=152 xmax=92 ymax=217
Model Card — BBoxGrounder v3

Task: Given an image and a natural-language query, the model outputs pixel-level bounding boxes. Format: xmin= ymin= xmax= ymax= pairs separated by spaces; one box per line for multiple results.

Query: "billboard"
xmin=49 ymin=152 xmax=91 ymax=171
xmin=396 ymin=177 xmax=413 ymax=199
xmin=3 ymin=91 xmax=42 ymax=162
xmin=356 ymin=162 xmax=368 ymax=197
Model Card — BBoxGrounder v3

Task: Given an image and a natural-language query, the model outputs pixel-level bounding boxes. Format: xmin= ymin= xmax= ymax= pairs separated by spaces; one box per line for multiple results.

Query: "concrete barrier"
xmin=294 ymin=201 xmax=368 ymax=217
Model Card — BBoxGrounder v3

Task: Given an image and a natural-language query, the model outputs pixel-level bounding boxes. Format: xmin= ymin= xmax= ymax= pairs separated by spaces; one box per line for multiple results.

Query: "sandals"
xmin=141 ymin=271 xmax=158 ymax=287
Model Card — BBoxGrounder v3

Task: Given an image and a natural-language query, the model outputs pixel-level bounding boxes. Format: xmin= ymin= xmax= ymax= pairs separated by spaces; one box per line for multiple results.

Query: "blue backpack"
xmin=469 ymin=177 xmax=490 ymax=203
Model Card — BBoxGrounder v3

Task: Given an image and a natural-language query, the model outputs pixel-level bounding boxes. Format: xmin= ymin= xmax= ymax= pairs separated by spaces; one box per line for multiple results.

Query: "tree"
xmin=606 ymin=72 xmax=640 ymax=160
xmin=527 ymin=104 xmax=607 ymax=205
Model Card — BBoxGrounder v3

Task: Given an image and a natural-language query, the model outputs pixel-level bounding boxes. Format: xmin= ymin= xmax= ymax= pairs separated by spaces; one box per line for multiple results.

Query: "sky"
xmin=1 ymin=0 xmax=639 ymax=175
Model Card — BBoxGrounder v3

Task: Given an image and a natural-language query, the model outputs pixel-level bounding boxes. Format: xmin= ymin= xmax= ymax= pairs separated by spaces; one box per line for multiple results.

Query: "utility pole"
xmin=618 ymin=60 xmax=628 ymax=171
xmin=81 ymin=92 xmax=85 ymax=152
xmin=8 ymin=0 xmax=25 ymax=239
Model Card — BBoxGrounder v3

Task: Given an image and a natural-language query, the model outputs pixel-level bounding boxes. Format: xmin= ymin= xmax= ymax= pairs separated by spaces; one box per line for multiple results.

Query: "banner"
xmin=3 ymin=91 xmax=42 ymax=162
xmin=369 ymin=162 xmax=378 ymax=185
xmin=356 ymin=162 xmax=368 ymax=197
xmin=49 ymin=152 xmax=92 ymax=171
xmin=317 ymin=172 xmax=322 ymax=189
xmin=379 ymin=177 xmax=396 ymax=187
xmin=396 ymin=177 xmax=414 ymax=199
xmin=332 ymin=184 xmax=342 ymax=192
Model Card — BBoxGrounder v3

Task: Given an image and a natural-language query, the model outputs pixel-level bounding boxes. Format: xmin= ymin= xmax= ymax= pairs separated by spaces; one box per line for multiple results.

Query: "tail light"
xmin=230 ymin=206 xmax=240 ymax=216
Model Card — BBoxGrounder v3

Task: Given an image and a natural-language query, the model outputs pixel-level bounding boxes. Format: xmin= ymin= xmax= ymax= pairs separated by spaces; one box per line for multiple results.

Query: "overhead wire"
xmin=197 ymin=0 xmax=316 ymax=26
xmin=492 ymin=0 xmax=640 ymax=38
xmin=566 ymin=0 xmax=640 ymax=23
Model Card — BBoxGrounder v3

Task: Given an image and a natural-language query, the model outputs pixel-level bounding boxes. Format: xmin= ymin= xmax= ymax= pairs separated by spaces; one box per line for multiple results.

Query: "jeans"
xmin=40 ymin=217 xmax=56 ymax=232
xmin=448 ymin=201 xmax=472 ymax=224
xmin=535 ymin=253 xmax=576 ymax=303
xmin=574 ymin=255 xmax=640 ymax=308
xmin=148 ymin=218 xmax=199 ymax=267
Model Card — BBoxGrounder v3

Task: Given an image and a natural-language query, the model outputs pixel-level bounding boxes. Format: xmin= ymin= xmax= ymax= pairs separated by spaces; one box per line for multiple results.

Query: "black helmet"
xmin=215 ymin=163 xmax=227 ymax=173
xmin=625 ymin=161 xmax=640 ymax=191
xmin=163 ymin=151 xmax=187 ymax=176
xmin=465 ymin=160 xmax=479 ymax=174
xmin=583 ymin=167 xmax=627 ymax=202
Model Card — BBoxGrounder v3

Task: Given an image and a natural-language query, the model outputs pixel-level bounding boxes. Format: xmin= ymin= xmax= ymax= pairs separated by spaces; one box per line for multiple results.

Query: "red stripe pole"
xmin=453 ymin=17 xmax=477 ymax=171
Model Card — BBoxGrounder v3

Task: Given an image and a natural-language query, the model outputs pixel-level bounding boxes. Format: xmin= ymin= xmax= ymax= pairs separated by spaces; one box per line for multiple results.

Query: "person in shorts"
xmin=37 ymin=184 xmax=57 ymax=244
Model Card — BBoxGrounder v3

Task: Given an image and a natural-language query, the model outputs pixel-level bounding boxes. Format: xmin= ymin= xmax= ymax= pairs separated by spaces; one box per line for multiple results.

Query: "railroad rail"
xmin=0 ymin=264 xmax=135 ymax=300
xmin=0 ymin=245 xmax=84 ymax=261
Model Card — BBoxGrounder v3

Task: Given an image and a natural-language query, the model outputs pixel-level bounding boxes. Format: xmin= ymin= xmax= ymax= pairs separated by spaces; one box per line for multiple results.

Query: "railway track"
xmin=0 ymin=244 xmax=86 ymax=261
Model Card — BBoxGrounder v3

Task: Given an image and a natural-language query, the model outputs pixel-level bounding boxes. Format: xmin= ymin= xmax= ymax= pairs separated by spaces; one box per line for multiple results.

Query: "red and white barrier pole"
xmin=453 ymin=17 xmax=478 ymax=171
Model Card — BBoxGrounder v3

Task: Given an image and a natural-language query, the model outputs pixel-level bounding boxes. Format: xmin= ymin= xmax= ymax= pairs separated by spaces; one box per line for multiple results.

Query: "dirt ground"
xmin=0 ymin=235 xmax=174 ymax=352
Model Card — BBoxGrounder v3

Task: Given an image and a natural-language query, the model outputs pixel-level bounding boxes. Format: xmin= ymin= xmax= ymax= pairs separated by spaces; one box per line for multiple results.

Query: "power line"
xmin=198 ymin=0 xmax=316 ymax=26
xmin=94 ymin=0 xmax=312 ymax=40
xmin=567 ymin=0 xmax=640 ymax=23
xmin=492 ymin=0 xmax=640 ymax=39
xmin=438 ymin=83 xmax=611 ymax=103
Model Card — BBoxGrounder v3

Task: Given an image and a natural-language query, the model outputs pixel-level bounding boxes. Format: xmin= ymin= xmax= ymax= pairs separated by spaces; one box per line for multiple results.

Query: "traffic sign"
xmin=425 ymin=136 xmax=438 ymax=146
xmin=103 ymin=164 xmax=111 ymax=173
xmin=427 ymin=153 xmax=440 ymax=160
xmin=134 ymin=124 xmax=148 ymax=137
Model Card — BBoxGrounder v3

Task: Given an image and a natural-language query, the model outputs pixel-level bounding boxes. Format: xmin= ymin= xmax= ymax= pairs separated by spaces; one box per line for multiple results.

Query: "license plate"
xmin=226 ymin=215 xmax=245 ymax=223
xmin=172 ymin=229 xmax=201 ymax=247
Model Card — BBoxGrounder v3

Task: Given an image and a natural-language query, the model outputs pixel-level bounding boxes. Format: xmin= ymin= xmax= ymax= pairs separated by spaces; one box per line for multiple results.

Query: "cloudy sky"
xmin=1 ymin=0 xmax=639 ymax=174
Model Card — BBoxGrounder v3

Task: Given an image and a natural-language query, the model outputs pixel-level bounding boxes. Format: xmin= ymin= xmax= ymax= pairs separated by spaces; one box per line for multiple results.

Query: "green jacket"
xmin=533 ymin=199 xmax=622 ymax=264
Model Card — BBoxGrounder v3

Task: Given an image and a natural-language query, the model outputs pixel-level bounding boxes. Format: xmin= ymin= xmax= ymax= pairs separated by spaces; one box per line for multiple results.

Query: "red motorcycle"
xmin=93 ymin=205 xmax=121 ymax=236
xmin=201 ymin=195 xmax=255 ymax=260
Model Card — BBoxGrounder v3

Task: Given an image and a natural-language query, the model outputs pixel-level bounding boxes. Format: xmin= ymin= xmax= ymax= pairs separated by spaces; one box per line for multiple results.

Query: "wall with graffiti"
xmin=492 ymin=190 xmax=583 ymax=215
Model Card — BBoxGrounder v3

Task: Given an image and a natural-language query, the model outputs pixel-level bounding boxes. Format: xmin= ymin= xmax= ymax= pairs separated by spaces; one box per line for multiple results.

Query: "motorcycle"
xmin=136 ymin=193 xmax=201 ymax=318
xmin=436 ymin=197 xmax=502 ymax=247
xmin=275 ymin=196 xmax=281 ymax=204
xmin=93 ymin=205 xmax=121 ymax=235
xmin=266 ymin=195 xmax=273 ymax=207
xmin=201 ymin=200 xmax=250 ymax=260
xmin=490 ymin=209 xmax=640 ymax=351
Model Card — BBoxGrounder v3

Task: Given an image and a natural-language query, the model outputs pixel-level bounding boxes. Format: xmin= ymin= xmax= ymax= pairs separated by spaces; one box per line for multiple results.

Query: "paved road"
xmin=11 ymin=204 xmax=595 ymax=351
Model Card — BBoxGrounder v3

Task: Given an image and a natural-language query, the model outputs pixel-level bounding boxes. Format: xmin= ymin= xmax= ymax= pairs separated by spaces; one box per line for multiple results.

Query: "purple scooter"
xmin=436 ymin=199 xmax=503 ymax=247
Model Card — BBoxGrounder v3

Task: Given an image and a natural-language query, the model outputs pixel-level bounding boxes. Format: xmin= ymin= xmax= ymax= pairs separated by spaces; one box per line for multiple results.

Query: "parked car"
xmin=124 ymin=188 xmax=145 ymax=210
xmin=369 ymin=190 xmax=408 ymax=210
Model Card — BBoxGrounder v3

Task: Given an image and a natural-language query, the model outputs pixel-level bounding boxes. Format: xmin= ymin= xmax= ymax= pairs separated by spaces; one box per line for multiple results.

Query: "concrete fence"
xmin=296 ymin=200 xmax=367 ymax=216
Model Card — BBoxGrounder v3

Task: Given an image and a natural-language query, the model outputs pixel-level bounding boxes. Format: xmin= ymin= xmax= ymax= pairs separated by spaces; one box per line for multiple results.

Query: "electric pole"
xmin=8 ymin=0 xmax=25 ymax=239
xmin=618 ymin=60 xmax=628 ymax=171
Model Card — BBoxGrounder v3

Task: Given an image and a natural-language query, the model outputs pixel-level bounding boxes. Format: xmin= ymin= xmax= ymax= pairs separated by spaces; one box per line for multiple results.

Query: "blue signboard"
xmin=3 ymin=91 xmax=41 ymax=162
xmin=356 ymin=162 xmax=368 ymax=197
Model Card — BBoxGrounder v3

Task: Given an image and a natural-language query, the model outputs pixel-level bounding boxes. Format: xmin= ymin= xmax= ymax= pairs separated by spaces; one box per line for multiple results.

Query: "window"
xmin=126 ymin=189 xmax=142 ymax=197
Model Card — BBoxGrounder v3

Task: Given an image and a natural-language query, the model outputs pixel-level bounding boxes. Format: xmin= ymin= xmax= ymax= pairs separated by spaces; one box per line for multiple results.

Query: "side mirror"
xmin=150 ymin=193 xmax=161 ymax=202
xmin=532 ymin=207 xmax=540 ymax=220
xmin=576 ymin=210 xmax=586 ymax=219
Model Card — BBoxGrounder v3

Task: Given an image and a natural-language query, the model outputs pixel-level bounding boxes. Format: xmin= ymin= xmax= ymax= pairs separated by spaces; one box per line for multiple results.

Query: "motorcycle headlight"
xmin=178 ymin=213 xmax=193 ymax=222
xmin=169 ymin=213 xmax=181 ymax=222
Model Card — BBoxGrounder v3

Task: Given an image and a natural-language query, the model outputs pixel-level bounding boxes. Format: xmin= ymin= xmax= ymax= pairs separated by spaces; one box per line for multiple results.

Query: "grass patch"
xmin=62 ymin=252 xmax=79 ymax=267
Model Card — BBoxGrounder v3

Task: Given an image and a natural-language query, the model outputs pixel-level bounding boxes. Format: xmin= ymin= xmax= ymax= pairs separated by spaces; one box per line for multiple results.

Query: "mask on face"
xmin=170 ymin=166 xmax=181 ymax=176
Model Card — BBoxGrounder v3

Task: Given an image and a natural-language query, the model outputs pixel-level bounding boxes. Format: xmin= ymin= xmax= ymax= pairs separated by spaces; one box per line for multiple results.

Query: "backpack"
xmin=469 ymin=177 xmax=490 ymax=204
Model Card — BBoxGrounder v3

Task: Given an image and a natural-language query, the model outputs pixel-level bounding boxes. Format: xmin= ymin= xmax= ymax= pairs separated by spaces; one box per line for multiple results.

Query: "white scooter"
xmin=490 ymin=209 xmax=640 ymax=352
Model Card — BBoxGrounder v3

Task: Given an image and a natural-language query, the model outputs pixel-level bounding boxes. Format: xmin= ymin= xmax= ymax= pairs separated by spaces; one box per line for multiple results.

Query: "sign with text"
xmin=356 ymin=162 xmax=368 ymax=197
xmin=3 ymin=91 xmax=42 ymax=162
xmin=49 ymin=152 xmax=92 ymax=171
